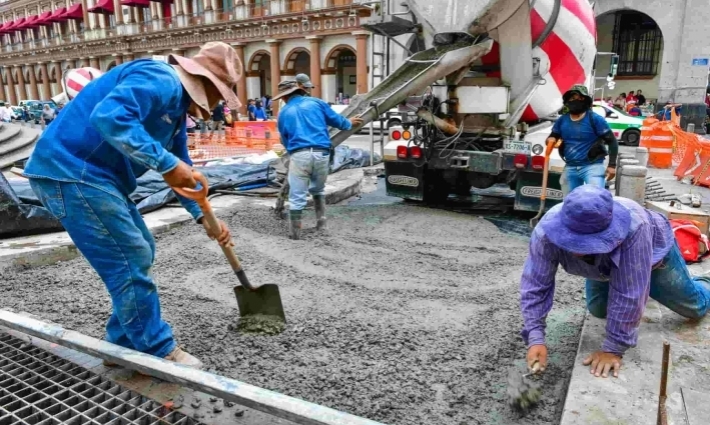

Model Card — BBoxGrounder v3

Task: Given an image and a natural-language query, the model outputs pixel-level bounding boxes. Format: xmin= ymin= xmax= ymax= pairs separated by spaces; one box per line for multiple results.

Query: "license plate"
xmin=504 ymin=141 xmax=531 ymax=154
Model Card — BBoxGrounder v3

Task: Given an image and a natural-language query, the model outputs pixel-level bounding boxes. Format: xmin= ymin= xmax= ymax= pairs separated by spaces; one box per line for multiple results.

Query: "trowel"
xmin=173 ymin=171 xmax=286 ymax=323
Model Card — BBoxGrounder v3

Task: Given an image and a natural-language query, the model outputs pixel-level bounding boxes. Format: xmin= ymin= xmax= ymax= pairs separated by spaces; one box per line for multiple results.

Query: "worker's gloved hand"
xmin=349 ymin=117 xmax=364 ymax=127
xmin=164 ymin=161 xmax=197 ymax=188
xmin=605 ymin=166 xmax=616 ymax=181
xmin=203 ymin=218 xmax=234 ymax=247
xmin=526 ymin=344 xmax=548 ymax=374
xmin=583 ymin=351 xmax=622 ymax=378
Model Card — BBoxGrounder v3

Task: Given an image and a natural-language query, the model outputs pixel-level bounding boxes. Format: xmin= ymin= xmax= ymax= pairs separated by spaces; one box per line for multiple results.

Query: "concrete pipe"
xmin=635 ymin=147 xmax=649 ymax=168
xmin=617 ymin=165 xmax=648 ymax=205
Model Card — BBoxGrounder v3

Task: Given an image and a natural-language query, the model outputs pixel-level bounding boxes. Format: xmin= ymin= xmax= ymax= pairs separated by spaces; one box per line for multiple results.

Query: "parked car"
xmin=591 ymin=101 xmax=643 ymax=146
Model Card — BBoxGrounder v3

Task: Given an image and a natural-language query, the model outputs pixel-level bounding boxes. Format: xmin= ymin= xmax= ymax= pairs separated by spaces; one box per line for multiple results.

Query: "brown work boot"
xmin=164 ymin=347 xmax=203 ymax=369
xmin=102 ymin=347 xmax=203 ymax=370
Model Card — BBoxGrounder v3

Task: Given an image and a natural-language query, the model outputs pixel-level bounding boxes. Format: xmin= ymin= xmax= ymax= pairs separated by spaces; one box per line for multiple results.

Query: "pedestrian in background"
xmin=635 ymin=89 xmax=646 ymax=106
xmin=247 ymin=99 xmax=256 ymax=121
xmin=613 ymin=93 xmax=626 ymax=110
xmin=211 ymin=100 xmax=225 ymax=135
xmin=186 ymin=113 xmax=197 ymax=134
xmin=272 ymin=80 xmax=363 ymax=239
xmin=521 ymin=185 xmax=710 ymax=379
xmin=41 ymin=104 xmax=55 ymax=126
xmin=0 ymin=105 xmax=11 ymax=123
xmin=253 ymin=99 xmax=267 ymax=121
xmin=548 ymin=85 xmax=618 ymax=194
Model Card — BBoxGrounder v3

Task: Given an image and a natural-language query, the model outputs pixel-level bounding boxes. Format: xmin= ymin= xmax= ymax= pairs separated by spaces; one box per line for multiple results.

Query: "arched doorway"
xmin=323 ymin=45 xmax=357 ymax=104
xmin=283 ymin=48 xmax=310 ymax=77
xmin=106 ymin=61 xmax=117 ymax=71
xmin=246 ymin=50 xmax=271 ymax=100
xmin=594 ymin=9 xmax=664 ymax=104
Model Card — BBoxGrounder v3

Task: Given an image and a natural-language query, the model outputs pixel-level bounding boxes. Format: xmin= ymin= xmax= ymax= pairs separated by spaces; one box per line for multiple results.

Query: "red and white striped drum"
xmin=62 ymin=67 xmax=103 ymax=101
xmin=480 ymin=0 xmax=597 ymax=122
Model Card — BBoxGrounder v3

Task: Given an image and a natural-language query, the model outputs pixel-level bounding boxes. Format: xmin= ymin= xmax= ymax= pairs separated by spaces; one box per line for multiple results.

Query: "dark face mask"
xmin=567 ymin=100 xmax=588 ymax=114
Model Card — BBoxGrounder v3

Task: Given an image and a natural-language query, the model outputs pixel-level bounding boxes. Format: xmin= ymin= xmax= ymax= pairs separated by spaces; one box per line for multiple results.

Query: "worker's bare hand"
xmin=583 ymin=351 xmax=622 ymax=378
xmin=606 ymin=166 xmax=616 ymax=181
xmin=203 ymin=219 xmax=234 ymax=247
xmin=164 ymin=161 xmax=197 ymax=189
xmin=349 ymin=117 xmax=364 ymax=127
xmin=526 ymin=344 xmax=548 ymax=374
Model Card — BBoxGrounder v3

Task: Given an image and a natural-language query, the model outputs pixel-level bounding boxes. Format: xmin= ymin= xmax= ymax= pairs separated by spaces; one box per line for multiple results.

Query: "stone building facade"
xmin=0 ymin=0 xmax=371 ymax=114
xmin=594 ymin=0 xmax=710 ymax=104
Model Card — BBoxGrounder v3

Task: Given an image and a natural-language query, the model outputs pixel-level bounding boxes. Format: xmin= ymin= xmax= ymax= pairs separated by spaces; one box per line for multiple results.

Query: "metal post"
xmin=369 ymin=119 xmax=374 ymax=167
xmin=657 ymin=341 xmax=670 ymax=425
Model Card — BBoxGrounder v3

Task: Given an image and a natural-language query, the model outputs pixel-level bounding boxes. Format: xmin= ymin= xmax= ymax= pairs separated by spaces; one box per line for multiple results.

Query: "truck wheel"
xmin=423 ymin=170 xmax=449 ymax=204
xmin=622 ymin=129 xmax=640 ymax=146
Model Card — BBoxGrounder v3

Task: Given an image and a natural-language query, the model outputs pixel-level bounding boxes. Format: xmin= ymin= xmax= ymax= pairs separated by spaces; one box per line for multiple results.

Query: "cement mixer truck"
xmin=330 ymin=0 xmax=597 ymax=211
xmin=51 ymin=67 xmax=104 ymax=105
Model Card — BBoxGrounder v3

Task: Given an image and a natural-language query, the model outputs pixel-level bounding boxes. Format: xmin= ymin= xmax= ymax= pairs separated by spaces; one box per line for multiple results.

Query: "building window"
xmin=612 ymin=12 xmax=662 ymax=76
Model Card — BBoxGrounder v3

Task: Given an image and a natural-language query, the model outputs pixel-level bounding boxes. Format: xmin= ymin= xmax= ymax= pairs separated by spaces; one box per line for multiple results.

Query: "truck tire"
xmin=422 ymin=170 xmax=449 ymax=204
xmin=622 ymin=129 xmax=640 ymax=146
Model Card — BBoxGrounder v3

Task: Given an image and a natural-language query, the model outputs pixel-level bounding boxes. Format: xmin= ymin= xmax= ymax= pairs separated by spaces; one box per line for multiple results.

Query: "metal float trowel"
xmin=173 ymin=171 xmax=286 ymax=323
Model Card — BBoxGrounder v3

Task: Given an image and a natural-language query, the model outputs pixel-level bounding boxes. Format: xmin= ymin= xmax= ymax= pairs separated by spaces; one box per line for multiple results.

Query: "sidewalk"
xmin=0 ymin=168 xmax=366 ymax=267
xmin=561 ymin=162 xmax=710 ymax=425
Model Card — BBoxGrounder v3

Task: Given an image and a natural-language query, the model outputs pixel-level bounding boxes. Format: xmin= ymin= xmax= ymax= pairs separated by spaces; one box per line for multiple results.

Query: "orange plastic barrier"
xmin=187 ymin=127 xmax=284 ymax=163
xmin=640 ymin=122 xmax=674 ymax=169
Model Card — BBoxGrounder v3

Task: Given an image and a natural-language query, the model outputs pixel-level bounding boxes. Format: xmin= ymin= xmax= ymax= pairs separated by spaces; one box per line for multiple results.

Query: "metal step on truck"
xmin=330 ymin=0 xmax=598 ymax=212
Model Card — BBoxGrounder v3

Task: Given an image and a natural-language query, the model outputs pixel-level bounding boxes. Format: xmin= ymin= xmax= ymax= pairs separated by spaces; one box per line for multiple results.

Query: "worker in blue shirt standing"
xmin=547 ymin=85 xmax=619 ymax=194
xmin=23 ymin=42 xmax=242 ymax=369
xmin=273 ymin=80 xmax=363 ymax=239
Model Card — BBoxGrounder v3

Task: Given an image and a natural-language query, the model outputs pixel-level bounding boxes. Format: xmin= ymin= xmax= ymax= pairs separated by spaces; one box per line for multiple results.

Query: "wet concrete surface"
xmin=1 ymin=184 xmax=585 ymax=425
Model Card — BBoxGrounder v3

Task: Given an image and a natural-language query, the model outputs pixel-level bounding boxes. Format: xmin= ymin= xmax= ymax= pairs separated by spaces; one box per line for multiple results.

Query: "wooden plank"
xmin=682 ymin=387 xmax=710 ymax=425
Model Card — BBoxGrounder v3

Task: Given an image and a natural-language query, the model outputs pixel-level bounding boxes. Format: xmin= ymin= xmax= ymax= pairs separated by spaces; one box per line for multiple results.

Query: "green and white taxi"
xmin=591 ymin=101 xmax=643 ymax=146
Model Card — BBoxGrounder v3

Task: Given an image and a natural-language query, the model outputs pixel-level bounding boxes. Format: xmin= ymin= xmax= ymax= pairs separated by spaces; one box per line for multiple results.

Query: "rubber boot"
xmin=289 ymin=210 xmax=303 ymax=240
xmin=314 ymin=195 xmax=327 ymax=230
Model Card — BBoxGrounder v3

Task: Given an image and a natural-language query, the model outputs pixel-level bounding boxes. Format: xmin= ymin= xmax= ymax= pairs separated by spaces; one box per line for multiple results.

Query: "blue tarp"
xmin=0 ymin=145 xmax=381 ymax=238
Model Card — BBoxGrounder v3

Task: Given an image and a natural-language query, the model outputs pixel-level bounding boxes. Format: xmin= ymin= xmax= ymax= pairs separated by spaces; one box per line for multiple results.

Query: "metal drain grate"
xmin=0 ymin=332 xmax=206 ymax=425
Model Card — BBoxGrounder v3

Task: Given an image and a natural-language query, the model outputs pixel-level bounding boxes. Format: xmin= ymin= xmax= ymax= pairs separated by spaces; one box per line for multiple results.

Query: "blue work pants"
xmin=562 ymin=163 xmax=606 ymax=195
xmin=29 ymin=178 xmax=176 ymax=358
xmin=586 ymin=242 xmax=710 ymax=320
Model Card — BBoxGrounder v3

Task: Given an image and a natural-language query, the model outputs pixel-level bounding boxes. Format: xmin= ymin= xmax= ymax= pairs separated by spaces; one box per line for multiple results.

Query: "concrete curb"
xmin=0 ymin=169 xmax=365 ymax=268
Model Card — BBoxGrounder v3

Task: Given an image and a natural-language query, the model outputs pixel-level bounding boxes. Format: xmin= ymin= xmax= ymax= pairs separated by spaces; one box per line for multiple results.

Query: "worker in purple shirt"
xmin=521 ymin=186 xmax=710 ymax=378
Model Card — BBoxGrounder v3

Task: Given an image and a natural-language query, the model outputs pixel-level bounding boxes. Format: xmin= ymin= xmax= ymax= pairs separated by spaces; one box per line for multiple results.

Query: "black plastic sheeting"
xmin=1 ymin=146 xmax=381 ymax=238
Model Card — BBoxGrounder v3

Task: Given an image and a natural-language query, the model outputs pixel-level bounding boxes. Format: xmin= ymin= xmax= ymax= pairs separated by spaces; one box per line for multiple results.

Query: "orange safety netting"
xmin=650 ymin=108 xmax=710 ymax=187
xmin=187 ymin=121 xmax=284 ymax=163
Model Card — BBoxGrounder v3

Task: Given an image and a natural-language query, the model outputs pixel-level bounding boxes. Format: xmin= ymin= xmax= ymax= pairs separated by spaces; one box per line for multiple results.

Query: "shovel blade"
xmin=234 ymin=284 xmax=286 ymax=322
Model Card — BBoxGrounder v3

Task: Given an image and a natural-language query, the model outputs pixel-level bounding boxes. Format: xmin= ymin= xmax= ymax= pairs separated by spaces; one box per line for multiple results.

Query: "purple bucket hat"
xmin=540 ymin=186 xmax=632 ymax=254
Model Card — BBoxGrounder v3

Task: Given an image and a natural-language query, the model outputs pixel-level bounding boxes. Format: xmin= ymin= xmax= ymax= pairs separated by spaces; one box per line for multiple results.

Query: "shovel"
xmin=172 ymin=171 xmax=286 ymax=322
xmin=529 ymin=139 xmax=558 ymax=229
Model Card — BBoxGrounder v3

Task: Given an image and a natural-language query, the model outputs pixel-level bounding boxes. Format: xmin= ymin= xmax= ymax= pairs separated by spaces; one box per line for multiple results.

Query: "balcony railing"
xmin=0 ymin=0 xmax=358 ymax=54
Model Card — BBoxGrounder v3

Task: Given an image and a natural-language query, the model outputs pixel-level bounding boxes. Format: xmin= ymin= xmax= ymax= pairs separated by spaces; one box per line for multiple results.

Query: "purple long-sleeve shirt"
xmin=521 ymin=198 xmax=675 ymax=355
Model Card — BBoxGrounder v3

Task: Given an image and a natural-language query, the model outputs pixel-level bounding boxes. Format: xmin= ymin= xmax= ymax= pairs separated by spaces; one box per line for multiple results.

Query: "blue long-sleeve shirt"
xmin=24 ymin=59 xmax=202 ymax=221
xmin=277 ymin=95 xmax=351 ymax=154
xmin=520 ymin=197 xmax=675 ymax=355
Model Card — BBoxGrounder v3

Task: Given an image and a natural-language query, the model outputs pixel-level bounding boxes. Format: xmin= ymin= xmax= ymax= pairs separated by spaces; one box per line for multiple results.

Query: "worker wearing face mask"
xmin=546 ymin=85 xmax=619 ymax=194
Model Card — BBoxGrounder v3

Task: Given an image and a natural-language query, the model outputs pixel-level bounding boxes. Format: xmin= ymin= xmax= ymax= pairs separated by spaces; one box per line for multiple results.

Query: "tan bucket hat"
xmin=271 ymin=80 xmax=306 ymax=101
xmin=168 ymin=42 xmax=243 ymax=116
